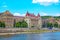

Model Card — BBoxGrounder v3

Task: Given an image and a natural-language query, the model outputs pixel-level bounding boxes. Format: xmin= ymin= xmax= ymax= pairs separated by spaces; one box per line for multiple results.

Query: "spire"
xmin=26 ymin=11 xmax=29 ymax=16
xmin=27 ymin=11 xmax=29 ymax=14
xmin=37 ymin=13 xmax=40 ymax=17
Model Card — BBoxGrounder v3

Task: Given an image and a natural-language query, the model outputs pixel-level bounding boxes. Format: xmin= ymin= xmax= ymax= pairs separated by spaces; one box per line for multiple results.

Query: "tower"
xmin=24 ymin=11 xmax=31 ymax=28
xmin=37 ymin=13 xmax=42 ymax=29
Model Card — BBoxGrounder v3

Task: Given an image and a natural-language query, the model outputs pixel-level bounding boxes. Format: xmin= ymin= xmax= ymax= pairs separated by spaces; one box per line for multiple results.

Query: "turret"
xmin=37 ymin=13 xmax=40 ymax=17
xmin=26 ymin=11 xmax=29 ymax=17
xmin=37 ymin=13 xmax=42 ymax=29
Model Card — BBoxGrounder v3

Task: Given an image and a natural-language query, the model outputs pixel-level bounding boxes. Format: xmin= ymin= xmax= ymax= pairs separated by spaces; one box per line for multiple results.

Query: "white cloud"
xmin=2 ymin=5 xmax=7 ymax=8
xmin=14 ymin=13 xmax=20 ymax=16
xmin=13 ymin=13 xmax=25 ymax=16
xmin=56 ymin=13 xmax=60 ymax=16
xmin=40 ymin=12 xmax=48 ymax=16
xmin=32 ymin=0 xmax=59 ymax=6
xmin=21 ymin=14 xmax=26 ymax=16
xmin=43 ymin=13 xmax=48 ymax=16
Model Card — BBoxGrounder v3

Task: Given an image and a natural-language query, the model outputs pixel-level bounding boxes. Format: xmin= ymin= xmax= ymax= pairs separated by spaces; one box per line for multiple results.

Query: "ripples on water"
xmin=0 ymin=32 xmax=60 ymax=40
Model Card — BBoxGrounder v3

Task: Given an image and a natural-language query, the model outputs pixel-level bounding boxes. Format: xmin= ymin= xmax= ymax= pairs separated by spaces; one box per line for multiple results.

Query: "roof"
xmin=26 ymin=11 xmax=40 ymax=18
xmin=37 ymin=13 xmax=40 ymax=17
xmin=0 ymin=10 xmax=13 ymax=16
xmin=14 ymin=16 xmax=24 ymax=19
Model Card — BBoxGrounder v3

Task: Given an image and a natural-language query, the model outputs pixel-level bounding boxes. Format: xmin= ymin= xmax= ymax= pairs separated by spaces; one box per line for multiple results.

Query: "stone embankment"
xmin=0 ymin=28 xmax=30 ymax=33
xmin=0 ymin=28 xmax=60 ymax=35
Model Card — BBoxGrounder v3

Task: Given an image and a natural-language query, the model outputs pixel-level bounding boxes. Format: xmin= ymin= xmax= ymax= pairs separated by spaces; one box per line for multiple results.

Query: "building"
xmin=0 ymin=10 xmax=42 ymax=29
xmin=0 ymin=10 xmax=14 ymax=28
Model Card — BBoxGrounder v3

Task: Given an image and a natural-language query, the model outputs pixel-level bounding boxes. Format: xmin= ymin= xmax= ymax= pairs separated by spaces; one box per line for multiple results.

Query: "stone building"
xmin=25 ymin=11 xmax=42 ymax=29
xmin=0 ymin=11 xmax=14 ymax=28
xmin=0 ymin=11 xmax=42 ymax=29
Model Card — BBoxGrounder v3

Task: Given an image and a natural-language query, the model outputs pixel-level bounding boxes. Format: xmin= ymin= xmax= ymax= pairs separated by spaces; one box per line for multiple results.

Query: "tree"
xmin=47 ymin=22 xmax=53 ymax=28
xmin=41 ymin=16 xmax=52 ymax=19
xmin=15 ymin=20 xmax=28 ymax=28
xmin=54 ymin=22 xmax=58 ymax=28
xmin=0 ymin=22 xmax=2 ymax=27
xmin=15 ymin=22 xmax=21 ymax=28
xmin=31 ymin=26 xmax=34 ymax=28
xmin=21 ymin=20 xmax=28 ymax=28
xmin=0 ymin=22 xmax=5 ymax=28
xmin=58 ymin=25 xmax=60 ymax=28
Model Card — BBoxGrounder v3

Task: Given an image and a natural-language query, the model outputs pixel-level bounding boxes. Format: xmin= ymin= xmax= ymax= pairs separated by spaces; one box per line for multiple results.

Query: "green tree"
xmin=47 ymin=22 xmax=53 ymax=28
xmin=21 ymin=20 xmax=28 ymax=28
xmin=31 ymin=26 xmax=34 ymax=28
xmin=0 ymin=22 xmax=5 ymax=28
xmin=54 ymin=22 xmax=58 ymax=28
xmin=15 ymin=22 xmax=21 ymax=28
xmin=41 ymin=16 xmax=52 ymax=19
xmin=15 ymin=20 xmax=28 ymax=28
xmin=0 ymin=22 xmax=2 ymax=27
xmin=58 ymin=25 xmax=60 ymax=28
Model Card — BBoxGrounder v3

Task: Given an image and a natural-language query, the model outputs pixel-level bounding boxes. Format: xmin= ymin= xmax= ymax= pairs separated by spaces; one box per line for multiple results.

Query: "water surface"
xmin=0 ymin=32 xmax=60 ymax=40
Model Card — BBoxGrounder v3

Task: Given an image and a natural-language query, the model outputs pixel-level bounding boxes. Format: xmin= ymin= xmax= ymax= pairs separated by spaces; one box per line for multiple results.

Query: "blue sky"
xmin=0 ymin=0 xmax=60 ymax=16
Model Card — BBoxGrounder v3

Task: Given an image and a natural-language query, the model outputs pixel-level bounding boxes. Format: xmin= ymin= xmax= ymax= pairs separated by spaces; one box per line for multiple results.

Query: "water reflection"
xmin=0 ymin=32 xmax=60 ymax=40
xmin=27 ymin=32 xmax=60 ymax=40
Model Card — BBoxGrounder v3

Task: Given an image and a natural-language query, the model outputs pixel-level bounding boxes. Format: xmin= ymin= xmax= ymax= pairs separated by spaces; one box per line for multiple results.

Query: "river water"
xmin=0 ymin=32 xmax=60 ymax=40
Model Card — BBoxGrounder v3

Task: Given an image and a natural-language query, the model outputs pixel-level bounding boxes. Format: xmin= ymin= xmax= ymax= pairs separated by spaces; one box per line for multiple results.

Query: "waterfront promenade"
xmin=0 ymin=28 xmax=60 ymax=35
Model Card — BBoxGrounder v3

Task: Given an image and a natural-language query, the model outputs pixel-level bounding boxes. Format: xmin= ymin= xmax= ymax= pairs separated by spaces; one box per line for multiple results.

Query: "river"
xmin=0 ymin=32 xmax=60 ymax=40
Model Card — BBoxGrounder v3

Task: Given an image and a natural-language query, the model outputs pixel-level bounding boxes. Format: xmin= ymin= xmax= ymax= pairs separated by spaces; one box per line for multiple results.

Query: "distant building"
xmin=0 ymin=10 xmax=42 ymax=29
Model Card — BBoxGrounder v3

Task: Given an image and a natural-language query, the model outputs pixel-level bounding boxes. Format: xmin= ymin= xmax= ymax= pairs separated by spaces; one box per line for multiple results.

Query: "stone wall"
xmin=0 ymin=28 xmax=29 ymax=33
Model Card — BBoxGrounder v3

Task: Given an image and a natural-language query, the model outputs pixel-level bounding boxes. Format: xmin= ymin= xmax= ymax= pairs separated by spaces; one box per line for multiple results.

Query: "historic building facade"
xmin=0 ymin=11 xmax=42 ymax=28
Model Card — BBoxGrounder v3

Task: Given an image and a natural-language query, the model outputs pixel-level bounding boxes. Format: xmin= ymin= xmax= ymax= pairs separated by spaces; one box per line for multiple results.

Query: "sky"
xmin=0 ymin=0 xmax=60 ymax=16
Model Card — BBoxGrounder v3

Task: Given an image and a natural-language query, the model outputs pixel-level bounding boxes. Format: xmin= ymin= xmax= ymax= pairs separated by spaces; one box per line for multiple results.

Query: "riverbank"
xmin=0 ymin=30 xmax=60 ymax=36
